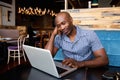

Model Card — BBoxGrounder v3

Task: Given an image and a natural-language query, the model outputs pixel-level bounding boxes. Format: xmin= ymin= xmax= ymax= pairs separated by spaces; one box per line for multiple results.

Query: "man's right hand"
xmin=52 ymin=27 xmax=62 ymax=36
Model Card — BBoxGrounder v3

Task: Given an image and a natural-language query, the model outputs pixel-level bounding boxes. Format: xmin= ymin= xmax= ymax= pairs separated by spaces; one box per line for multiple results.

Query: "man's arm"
xmin=62 ymin=48 xmax=109 ymax=68
xmin=83 ymin=48 xmax=109 ymax=68
xmin=44 ymin=27 xmax=58 ymax=56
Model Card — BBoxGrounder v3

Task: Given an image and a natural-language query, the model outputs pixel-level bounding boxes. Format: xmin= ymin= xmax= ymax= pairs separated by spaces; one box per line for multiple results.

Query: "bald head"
xmin=55 ymin=12 xmax=73 ymax=25
xmin=56 ymin=12 xmax=72 ymax=19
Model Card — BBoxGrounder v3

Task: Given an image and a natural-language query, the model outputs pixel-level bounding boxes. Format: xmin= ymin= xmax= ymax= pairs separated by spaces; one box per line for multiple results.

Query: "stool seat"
xmin=8 ymin=46 xmax=18 ymax=49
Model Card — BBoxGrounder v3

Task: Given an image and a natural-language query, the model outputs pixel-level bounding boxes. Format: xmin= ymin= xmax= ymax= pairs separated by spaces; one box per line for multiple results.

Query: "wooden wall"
xmin=61 ymin=7 xmax=120 ymax=29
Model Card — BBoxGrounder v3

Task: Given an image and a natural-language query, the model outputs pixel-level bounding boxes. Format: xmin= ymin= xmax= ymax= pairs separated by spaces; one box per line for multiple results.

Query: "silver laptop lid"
xmin=23 ymin=45 xmax=60 ymax=78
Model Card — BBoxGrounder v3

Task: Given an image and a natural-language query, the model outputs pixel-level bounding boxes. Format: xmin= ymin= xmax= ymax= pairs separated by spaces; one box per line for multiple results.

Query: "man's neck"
xmin=68 ymin=26 xmax=77 ymax=42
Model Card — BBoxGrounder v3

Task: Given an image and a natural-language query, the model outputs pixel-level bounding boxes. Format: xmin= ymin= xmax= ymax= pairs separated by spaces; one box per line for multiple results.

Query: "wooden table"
xmin=0 ymin=62 xmax=120 ymax=80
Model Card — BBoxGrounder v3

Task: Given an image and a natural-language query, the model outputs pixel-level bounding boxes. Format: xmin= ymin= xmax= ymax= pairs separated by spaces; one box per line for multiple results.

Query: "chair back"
xmin=7 ymin=35 xmax=27 ymax=64
xmin=17 ymin=35 xmax=26 ymax=51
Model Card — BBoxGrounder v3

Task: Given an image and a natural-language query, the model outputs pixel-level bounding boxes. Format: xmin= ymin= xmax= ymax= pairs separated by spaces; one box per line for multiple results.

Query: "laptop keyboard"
xmin=56 ymin=66 xmax=67 ymax=74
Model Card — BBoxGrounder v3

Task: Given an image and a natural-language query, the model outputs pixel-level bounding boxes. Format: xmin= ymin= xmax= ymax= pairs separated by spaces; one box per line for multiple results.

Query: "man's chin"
xmin=64 ymin=32 xmax=71 ymax=36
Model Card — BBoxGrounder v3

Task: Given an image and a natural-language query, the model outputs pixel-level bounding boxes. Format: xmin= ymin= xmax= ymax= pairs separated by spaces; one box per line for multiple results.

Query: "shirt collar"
xmin=62 ymin=26 xmax=88 ymax=42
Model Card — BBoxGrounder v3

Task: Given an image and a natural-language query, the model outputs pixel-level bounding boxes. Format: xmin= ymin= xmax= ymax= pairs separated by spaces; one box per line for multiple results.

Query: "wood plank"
xmin=61 ymin=7 xmax=120 ymax=29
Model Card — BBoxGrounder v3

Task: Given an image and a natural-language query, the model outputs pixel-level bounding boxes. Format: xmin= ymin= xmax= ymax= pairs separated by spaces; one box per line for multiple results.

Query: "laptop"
xmin=23 ymin=45 xmax=77 ymax=78
xmin=28 ymin=68 xmax=62 ymax=80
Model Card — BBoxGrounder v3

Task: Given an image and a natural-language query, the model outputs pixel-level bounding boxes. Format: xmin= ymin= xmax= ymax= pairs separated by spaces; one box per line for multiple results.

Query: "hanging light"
xmin=18 ymin=7 xmax=56 ymax=16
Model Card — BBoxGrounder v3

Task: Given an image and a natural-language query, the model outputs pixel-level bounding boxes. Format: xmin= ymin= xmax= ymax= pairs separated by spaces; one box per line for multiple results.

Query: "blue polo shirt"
xmin=54 ymin=26 xmax=103 ymax=61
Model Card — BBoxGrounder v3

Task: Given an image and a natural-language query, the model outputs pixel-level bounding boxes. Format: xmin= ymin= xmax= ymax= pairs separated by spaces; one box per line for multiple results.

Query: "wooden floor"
xmin=0 ymin=57 xmax=29 ymax=74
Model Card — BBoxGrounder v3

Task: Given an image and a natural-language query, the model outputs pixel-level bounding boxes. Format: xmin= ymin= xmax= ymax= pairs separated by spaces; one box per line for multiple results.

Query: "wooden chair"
xmin=34 ymin=30 xmax=52 ymax=48
xmin=34 ymin=32 xmax=43 ymax=48
xmin=7 ymin=35 xmax=26 ymax=64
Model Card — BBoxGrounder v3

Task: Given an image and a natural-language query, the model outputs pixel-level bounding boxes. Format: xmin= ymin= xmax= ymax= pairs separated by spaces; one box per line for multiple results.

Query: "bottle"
xmin=88 ymin=1 xmax=91 ymax=8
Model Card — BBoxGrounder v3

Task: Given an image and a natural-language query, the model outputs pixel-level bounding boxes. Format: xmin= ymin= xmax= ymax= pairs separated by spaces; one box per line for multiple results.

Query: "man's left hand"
xmin=62 ymin=58 xmax=79 ymax=68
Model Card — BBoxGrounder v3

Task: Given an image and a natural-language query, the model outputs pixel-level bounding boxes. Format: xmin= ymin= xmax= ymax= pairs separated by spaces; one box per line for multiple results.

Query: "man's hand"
xmin=62 ymin=58 xmax=85 ymax=68
xmin=52 ymin=27 xmax=62 ymax=36
xmin=52 ymin=27 xmax=58 ymax=36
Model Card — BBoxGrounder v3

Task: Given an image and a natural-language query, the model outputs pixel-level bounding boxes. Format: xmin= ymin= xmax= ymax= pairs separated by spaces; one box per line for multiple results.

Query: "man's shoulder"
xmin=76 ymin=26 xmax=94 ymax=35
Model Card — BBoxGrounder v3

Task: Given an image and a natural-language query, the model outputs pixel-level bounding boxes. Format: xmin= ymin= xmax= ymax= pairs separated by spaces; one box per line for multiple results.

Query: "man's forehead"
xmin=56 ymin=15 xmax=66 ymax=22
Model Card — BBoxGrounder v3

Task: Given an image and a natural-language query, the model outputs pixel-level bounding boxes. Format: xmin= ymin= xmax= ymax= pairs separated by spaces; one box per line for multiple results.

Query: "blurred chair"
xmin=34 ymin=31 xmax=43 ymax=48
xmin=7 ymin=35 xmax=26 ymax=64
xmin=42 ymin=31 xmax=52 ymax=47
xmin=35 ymin=30 xmax=46 ymax=48
xmin=34 ymin=30 xmax=52 ymax=48
xmin=35 ymin=40 xmax=42 ymax=48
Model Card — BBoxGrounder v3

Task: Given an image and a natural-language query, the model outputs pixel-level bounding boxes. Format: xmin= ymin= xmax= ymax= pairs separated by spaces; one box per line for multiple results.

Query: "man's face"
xmin=55 ymin=14 xmax=73 ymax=36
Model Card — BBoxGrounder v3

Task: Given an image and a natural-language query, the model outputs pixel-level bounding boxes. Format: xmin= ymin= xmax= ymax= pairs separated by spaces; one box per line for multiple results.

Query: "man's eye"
xmin=61 ymin=22 xmax=66 ymax=25
xmin=56 ymin=22 xmax=66 ymax=28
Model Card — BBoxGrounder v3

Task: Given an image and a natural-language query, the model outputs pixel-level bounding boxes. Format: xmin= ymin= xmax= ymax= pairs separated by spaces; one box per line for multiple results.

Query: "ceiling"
xmin=1 ymin=0 xmax=120 ymax=12
xmin=15 ymin=0 xmax=96 ymax=12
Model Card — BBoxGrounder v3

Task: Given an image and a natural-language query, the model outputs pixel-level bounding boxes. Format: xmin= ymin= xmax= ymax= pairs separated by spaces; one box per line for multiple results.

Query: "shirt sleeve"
xmin=89 ymin=30 xmax=103 ymax=51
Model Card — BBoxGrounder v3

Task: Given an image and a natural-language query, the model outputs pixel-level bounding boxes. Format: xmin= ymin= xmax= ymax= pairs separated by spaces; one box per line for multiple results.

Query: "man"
xmin=45 ymin=12 xmax=108 ymax=68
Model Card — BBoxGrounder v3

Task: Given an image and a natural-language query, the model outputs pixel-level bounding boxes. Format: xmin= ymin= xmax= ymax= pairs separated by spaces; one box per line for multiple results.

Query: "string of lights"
xmin=18 ymin=7 xmax=56 ymax=16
